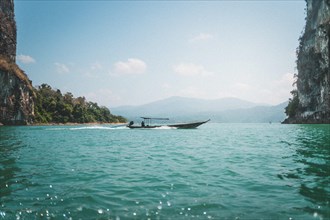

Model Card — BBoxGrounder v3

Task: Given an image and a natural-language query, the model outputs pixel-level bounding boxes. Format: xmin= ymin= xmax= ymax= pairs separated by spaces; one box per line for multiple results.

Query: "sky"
xmin=15 ymin=0 xmax=306 ymax=107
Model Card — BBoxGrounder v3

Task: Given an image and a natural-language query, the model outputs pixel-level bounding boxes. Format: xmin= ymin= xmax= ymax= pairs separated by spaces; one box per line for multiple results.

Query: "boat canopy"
xmin=141 ymin=117 xmax=169 ymax=126
xmin=141 ymin=117 xmax=169 ymax=120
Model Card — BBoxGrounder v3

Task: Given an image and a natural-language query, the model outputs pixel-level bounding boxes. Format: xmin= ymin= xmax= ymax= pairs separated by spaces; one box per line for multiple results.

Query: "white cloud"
xmin=54 ymin=62 xmax=70 ymax=74
xmin=275 ymin=72 xmax=295 ymax=88
xmin=85 ymin=62 xmax=103 ymax=78
xmin=113 ymin=58 xmax=147 ymax=75
xmin=217 ymin=73 xmax=296 ymax=105
xmin=162 ymin=83 xmax=171 ymax=90
xmin=90 ymin=62 xmax=103 ymax=71
xmin=85 ymin=89 xmax=122 ymax=107
xmin=178 ymin=86 xmax=206 ymax=98
xmin=233 ymin=82 xmax=253 ymax=91
xmin=189 ymin=33 xmax=214 ymax=43
xmin=269 ymin=72 xmax=296 ymax=103
xmin=173 ymin=63 xmax=213 ymax=77
xmin=16 ymin=54 xmax=36 ymax=64
xmin=215 ymin=82 xmax=253 ymax=102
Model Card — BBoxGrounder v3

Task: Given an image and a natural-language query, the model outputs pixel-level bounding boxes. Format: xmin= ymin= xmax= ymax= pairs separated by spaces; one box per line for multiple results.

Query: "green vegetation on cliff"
xmin=34 ymin=84 xmax=126 ymax=124
xmin=285 ymin=90 xmax=299 ymax=118
xmin=0 ymin=56 xmax=33 ymax=91
xmin=283 ymin=0 xmax=329 ymax=124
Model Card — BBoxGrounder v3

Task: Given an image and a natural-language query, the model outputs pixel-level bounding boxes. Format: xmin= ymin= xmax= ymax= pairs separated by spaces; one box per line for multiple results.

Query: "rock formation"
xmin=0 ymin=0 xmax=34 ymax=125
xmin=284 ymin=0 xmax=330 ymax=124
xmin=0 ymin=0 xmax=16 ymax=63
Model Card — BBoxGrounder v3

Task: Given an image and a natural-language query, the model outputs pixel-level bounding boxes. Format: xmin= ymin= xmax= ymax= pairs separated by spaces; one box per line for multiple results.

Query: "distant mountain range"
xmin=111 ymin=96 xmax=288 ymax=123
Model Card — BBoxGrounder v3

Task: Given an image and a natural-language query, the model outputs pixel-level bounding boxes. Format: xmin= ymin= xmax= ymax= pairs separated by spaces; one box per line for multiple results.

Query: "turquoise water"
xmin=0 ymin=123 xmax=329 ymax=219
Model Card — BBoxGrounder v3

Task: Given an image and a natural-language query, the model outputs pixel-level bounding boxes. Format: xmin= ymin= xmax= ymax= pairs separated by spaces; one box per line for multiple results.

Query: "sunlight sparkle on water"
xmin=0 ymin=124 xmax=329 ymax=219
xmin=0 ymin=211 xmax=5 ymax=218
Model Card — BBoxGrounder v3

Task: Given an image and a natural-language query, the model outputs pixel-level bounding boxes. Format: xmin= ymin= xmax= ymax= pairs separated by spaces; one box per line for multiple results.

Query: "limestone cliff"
xmin=0 ymin=0 xmax=34 ymax=125
xmin=0 ymin=0 xmax=16 ymax=63
xmin=284 ymin=0 xmax=330 ymax=124
xmin=0 ymin=58 xmax=34 ymax=125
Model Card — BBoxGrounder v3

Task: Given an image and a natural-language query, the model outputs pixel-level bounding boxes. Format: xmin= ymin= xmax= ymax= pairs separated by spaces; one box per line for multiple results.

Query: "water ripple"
xmin=0 ymin=123 xmax=329 ymax=219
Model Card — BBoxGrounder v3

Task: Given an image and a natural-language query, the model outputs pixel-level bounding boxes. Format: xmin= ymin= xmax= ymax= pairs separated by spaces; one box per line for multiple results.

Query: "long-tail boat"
xmin=127 ymin=117 xmax=210 ymax=129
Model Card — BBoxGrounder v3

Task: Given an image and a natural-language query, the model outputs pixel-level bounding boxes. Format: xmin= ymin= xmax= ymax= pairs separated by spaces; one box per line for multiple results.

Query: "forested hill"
xmin=34 ymin=84 xmax=126 ymax=124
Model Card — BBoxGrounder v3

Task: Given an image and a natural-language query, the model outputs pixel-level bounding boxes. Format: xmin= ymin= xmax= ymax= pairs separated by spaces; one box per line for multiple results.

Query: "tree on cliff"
xmin=285 ymin=90 xmax=299 ymax=118
xmin=34 ymin=84 xmax=126 ymax=124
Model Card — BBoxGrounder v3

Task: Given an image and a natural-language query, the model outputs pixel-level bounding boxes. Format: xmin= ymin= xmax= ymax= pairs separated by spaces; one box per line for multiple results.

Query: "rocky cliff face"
xmin=0 ymin=0 xmax=34 ymax=125
xmin=0 ymin=0 xmax=16 ymax=63
xmin=0 ymin=59 xmax=34 ymax=125
xmin=284 ymin=0 xmax=330 ymax=124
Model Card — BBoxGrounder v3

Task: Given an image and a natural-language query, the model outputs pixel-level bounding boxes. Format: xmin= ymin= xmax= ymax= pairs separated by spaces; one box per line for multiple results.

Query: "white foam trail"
xmin=153 ymin=126 xmax=177 ymax=130
xmin=45 ymin=127 xmax=67 ymax=131
xmin=69 ymin=126 xmax=108 ymax=130
xmin=69 ymin=126 xmax=128 ymax=130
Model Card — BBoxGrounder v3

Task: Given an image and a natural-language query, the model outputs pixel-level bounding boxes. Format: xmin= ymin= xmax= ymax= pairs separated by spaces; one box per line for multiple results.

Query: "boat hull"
xmin=127 ymin=119 xmax=210 ymax=129
xmin=168 ymin=119 xmax=210 ymax=129
xmin=127 ymin=125 xmax=161 ymax=129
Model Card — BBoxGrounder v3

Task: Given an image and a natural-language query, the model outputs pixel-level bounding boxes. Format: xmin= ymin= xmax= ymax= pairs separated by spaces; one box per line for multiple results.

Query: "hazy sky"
xmin=15 ymin=1 xmax=306 ymax=107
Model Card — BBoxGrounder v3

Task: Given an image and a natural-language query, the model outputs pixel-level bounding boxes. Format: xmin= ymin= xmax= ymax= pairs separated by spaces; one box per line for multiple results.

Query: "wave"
xmin=153 ymin=126 xmax=177 ymax=130
xmin=44 ymin=125 xmax=129 ymax=131
xmin=69 ymin=126 xmax=128 ymax=130
xmin=45 ymin=125 xmax=177 ymax=131
xmin=45 ymin=127 xmax=67 ymax=131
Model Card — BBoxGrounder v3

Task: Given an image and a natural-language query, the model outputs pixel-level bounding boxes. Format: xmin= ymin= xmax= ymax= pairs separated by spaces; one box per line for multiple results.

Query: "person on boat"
xmin=141 ymin=121 xmax=145 ymax=127
xmin=129 ymin=121 xmax=134 ymax=126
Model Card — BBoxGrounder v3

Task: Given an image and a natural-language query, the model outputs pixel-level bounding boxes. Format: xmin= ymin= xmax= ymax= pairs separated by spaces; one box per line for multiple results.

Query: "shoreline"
xmin=29 ymin=122 xmax=127 ymax=126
